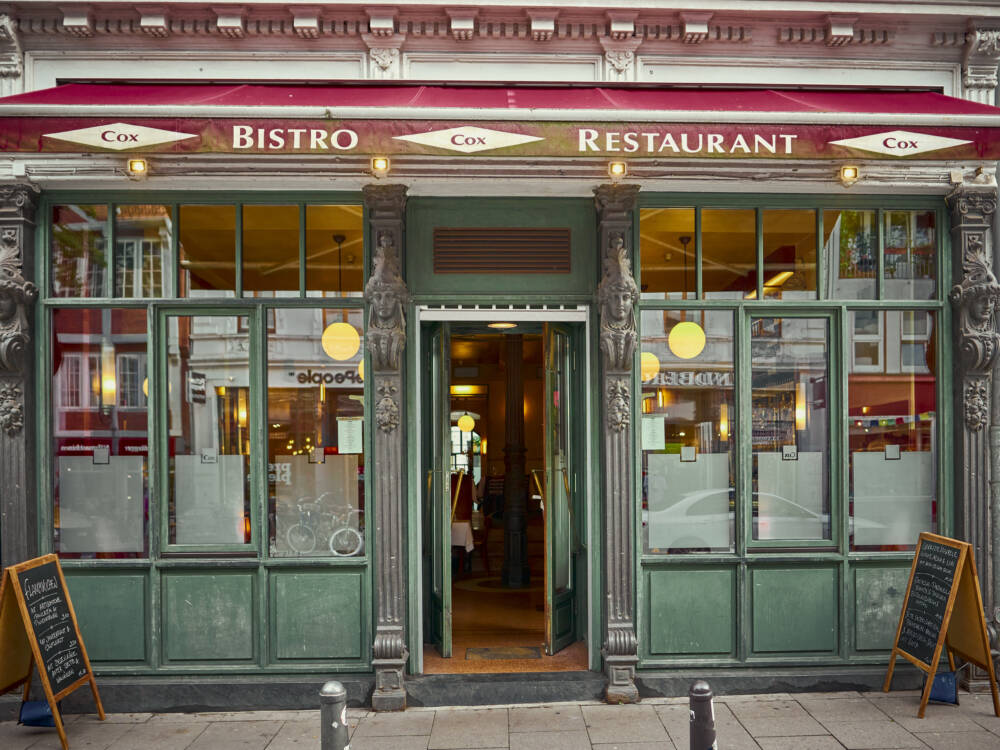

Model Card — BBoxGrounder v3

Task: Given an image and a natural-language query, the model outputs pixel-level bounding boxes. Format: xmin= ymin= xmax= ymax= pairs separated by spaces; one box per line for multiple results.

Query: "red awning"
xmin=1 ymin=83 xmax=999 ymax=160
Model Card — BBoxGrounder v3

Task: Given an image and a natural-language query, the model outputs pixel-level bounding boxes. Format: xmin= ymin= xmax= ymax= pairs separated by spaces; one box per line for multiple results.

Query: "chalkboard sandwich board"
xmin=0 ymin=554 xmax=105 ymax=749
xmin=883 ymin=532 xmax=1000 ymax=718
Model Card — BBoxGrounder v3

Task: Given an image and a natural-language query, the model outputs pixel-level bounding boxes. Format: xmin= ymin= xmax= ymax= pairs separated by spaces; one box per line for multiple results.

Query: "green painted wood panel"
xmin=271 ymin=571 xmax=363 ymax=661
xmin=648 ymin=568 xmax=735 ymax=655
xmin=752 ymin=566 xmax=837 ymax=654
xmin=855 ymin=565 xmax=909 ymax=652
xmin=163 ymin=572 xmax=255 ymax=662
xmin=65 ymin=573 xmax=146 ymax=663
xmin=406 ymin=198 xmax=597 ymax=296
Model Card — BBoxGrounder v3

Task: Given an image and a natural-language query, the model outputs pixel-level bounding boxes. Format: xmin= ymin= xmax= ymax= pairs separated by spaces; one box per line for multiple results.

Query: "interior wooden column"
xmin=501 ymin=333 xmax=529 ymax=587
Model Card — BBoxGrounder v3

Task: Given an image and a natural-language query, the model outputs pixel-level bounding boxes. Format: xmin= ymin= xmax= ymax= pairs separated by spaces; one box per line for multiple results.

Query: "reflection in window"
xmin=114 ymin=205 xmax=172 ymax=297
xmin=179 ymin=205 xmax=236 ymax=297
xmin=52 ymin=308 xmax=148 ymax=558
xmin=268 ymin=308 xmax=365 ymax=557
xmin=51 ymin=205 xmax=108 ymax=297
xmin=167 ymin=315 xmax=250 ymax=545
xmin=823 ymin=210 xmax=876 ymax=299
xmin=306 ymin=205 xmax=365 ymax=297
xmin=638 ymin=208 xmax=696 ymax=299
xmin=849 ymin=311 xmax=937 ymax=550
xmin=702 ymin=209 xmax=756 ymax=299
xmin=243 ymin=205 xmax=300 ymax=295
xmin=761 ymin=210 xmax=816 ymax=300
xmin=884 ymin=210 xmax=936 ymax=300
xmin=640 ymin=310 xmax=735 ymax=553
xmin=751 ymin=317 xmax=831 ymax=543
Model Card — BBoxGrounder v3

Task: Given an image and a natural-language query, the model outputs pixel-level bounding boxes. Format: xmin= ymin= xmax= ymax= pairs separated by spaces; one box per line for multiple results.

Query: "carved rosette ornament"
xmin=606 ymin=379 xmax=630 ymax=432
xmin=0 ymin=381 xmax=24 ymax=436
xmin=375 ymin=382 xmax=401 ymax=433
xmin=966 ymin=377 xmax=990 ymax=432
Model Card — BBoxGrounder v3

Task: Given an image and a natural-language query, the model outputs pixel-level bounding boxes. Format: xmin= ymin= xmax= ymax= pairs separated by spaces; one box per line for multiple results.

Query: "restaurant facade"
xmin=1 ymin=1 xmax=1000 ymax=711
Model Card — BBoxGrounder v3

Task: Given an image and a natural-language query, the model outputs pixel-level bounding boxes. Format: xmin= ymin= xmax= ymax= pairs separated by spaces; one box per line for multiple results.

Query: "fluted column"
xmin=0 ymin=183 xmax=39 ymax=570
xmin=363 ymin=184 xmax=410 ymax=711
xmin=595 ymin=184 xmax=641 ymax=703
xmin=501 ymin=334 xmax=529 ymax=587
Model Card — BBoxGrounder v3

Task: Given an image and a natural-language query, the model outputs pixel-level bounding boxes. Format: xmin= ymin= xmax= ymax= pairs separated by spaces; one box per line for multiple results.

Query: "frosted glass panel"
xmin=58 ymin=457 xmax=144 ymax=553
xmin=853 ymin=451 xmax=933 ymax=546
xmin=273 ymin=455 xmax=362 ymax=557
xmin=174 ymin=455 xmax=246 ymax=544
xmin=755 ymin=452 xmax=827 ymax=540
xmin=647 ymin=453 xmax=731 ymax=551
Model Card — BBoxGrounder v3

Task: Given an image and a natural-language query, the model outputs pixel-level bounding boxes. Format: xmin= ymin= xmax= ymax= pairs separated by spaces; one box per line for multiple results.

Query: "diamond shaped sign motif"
xmin=43 ymin=122 xmax=198 ymax=151
xmin=393 ymin=126 xmax=543 ymax=154
xmin=828 ymin=130 xmax=971 ymax=157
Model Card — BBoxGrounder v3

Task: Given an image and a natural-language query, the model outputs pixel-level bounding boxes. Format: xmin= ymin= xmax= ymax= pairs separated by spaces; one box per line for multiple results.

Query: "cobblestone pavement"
xmin=3 ymin=689 xmax=1000 ymax=749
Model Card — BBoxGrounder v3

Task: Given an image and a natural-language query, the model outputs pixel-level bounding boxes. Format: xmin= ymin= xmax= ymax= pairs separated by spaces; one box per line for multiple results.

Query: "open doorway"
xmin=421 ymin=322 xmax=587 ymax=673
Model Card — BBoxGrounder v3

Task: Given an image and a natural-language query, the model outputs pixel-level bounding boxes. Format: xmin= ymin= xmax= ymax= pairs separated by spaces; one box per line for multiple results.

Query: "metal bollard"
xmin=320 ymin=680 xmax=350 ymax=750
xmin=689 ymin=680 xmax=717 ymax=750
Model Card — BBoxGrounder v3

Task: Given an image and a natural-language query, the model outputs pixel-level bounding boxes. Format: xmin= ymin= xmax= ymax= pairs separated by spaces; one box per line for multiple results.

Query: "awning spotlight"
xmin=839 ymin=165 xmax=859 ymax=186
xmin=127 ymin=158 xmax=148 ymax=179
xmin=608 ymin=161 xmax=627 ymax=179
xmin=371 ymin=156 xmax=390 ymax=176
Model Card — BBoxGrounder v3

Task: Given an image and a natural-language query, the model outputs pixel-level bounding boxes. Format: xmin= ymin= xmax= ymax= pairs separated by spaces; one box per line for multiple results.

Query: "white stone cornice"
xmin=213 ymin=6 xmax=245 ymax=38
xmin=366 ymin=7 xmax=397 ymax=37
xmin=445 ymin=9 xmax=477 ymax=41
xmin=606 ymin=12 xmax=636 ymax=41
xmin=59 ymin=5 xmax=93 ymax=37
xmin=680 ymin=12 xmax=712 ymax=44
xmin=137 ymin=6 xmax=170 ymax=38
xmin=289 ymin=6 xmax=320 ymax=39
xmin=527 ymin=10 xmax=557 ymax=42
xmin=0 ymin=14 xmax=21 ymax=78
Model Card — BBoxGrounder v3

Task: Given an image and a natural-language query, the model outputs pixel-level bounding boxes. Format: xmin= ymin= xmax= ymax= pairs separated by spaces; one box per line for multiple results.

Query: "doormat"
xmin=466 ymin=646 xmax=542 ymax=660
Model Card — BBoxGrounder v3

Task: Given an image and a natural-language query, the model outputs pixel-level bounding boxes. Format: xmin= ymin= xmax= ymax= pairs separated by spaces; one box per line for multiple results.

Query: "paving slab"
xmin=16 ymin=718 xmax=134 ymax=750
xmin=655 ymin=702 xmax=761 ymax=750
xmin=508 ymin=705 xmax=585 ymax=733
xmin=350 ymin=736 xmax=431 ymax=750
xmin=729 ymin=699 xmax=813 ymax=721
xmin=581 ymin=704 xmax=669 ymax=745
xmin=755 ymin=737 xmax=848 ymax=750
xmin=913 ymin=729 xmax=1000 ymax=749
xmin=824 ymin=720 xmax=923 ymax=749
xmin=718 ymin=693 xmax=794 ymax=703
xmin=592 ymin=743 xmax=678 ymax=750
xmin=104 ymin=721 xmax=210 ymax=750
xmin=353 ymin=709 xmax=436 ymax=736
xmin=262 ymin=718 xmax=322 ymax=750
xmin=799 ymin=697 xmax=889 ymax=722
xmin=0 ymin=720 xmax=54 ymax=750
xmin=184 ymin=720 xmax=283 ymax=750
xmin=509 ymin=729 xmax=593 ymax=750
xmin=428 ymin=708 xmax=508 ymax=749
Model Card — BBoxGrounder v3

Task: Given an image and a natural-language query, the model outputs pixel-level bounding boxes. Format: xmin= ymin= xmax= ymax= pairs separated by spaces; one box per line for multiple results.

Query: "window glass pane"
xmin=52 ymin=308 xmax=148 ymax=557
xmin=167 ymin=315 xmax=250 ymax=545
xmin=268 ymin=309 xmax=365 ymax=557
xmin=51 ymin=205 xmax=108 ymax=297
xmin=884 ymin=210 xmax=936 ymax=300
xmin=305 ymin=205 xmax=365 ymax=297
xmin=638 ymin=208 xmax=696 ymax=300
xmin=703 ymin=209 xmax=756 ymax=299
xmin=641 ymin=310 xmax=735 ymax=553
xmin=243 ymin=205 xmax=300 ymax=295
xmin=751 ymin=317 xmax=831 ymax=543
xmin=179 ymin=205 xmax=236 ymax=297
xmin=849 ymin=311 xmax=937 ymax=550
xmin=823 ymin=210 xmax=876 ymax=299
xmin=114 ymin=204 xmax=173 ymax=298
xmin=762 ymin=209 xmax=817 ymax=300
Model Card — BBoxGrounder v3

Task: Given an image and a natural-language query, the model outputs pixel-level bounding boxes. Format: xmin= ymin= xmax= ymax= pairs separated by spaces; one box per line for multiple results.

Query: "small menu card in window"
xmin=337 ymin=417 xmax=363 ymax=454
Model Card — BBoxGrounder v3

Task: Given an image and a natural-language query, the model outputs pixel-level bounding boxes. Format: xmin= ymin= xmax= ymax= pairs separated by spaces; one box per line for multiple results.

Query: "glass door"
xmin=544 ymin=323 xmax=575 ymax=654
xmin=427 ymin=322 xmax=453 ymax=656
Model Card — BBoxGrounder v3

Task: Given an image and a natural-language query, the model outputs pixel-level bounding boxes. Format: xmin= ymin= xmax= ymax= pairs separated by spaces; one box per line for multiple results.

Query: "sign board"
xmin=0 ymin=554 xmax=105 ymax=749
xmin=883 ymin=533 xmax=1000 ymax=718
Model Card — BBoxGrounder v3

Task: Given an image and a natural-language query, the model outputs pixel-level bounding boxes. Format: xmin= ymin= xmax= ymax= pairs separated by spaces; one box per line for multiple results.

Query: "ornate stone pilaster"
xmin=594 ymin=184 xmax=641 ymax=703
xmin=947 ymin=182 xmax=1000 ymax=680
xmin=0 ymin=183 xmax=39 ymax=571
xmin=963 ymin=23 xmax=1000 ymax=105
xmin=363 ymin=184 xmax=410 ymax=711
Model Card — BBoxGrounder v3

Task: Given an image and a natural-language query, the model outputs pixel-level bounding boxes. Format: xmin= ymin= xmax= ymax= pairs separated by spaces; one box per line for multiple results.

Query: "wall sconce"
xmin=127 ymin=158 xmax=148 ymax=180
xmin=608 ymin=161 xmax=627 ymax=180
xmin=839 ymin=165 xmax=859 ymax=187
xmin=371 ymin=156 xmax=390 ymax=176
xmin=795 ymin=381 xmax=807 ymax=430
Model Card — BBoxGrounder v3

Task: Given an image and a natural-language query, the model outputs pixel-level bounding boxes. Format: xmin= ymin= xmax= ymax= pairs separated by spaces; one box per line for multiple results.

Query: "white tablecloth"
xmin=451 ymin=521 xmax=474 ymax=552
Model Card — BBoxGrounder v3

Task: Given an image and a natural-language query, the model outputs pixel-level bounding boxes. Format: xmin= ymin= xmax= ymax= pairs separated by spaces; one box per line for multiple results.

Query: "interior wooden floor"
xmin=423 ymin=574 xmax=588 ymax=674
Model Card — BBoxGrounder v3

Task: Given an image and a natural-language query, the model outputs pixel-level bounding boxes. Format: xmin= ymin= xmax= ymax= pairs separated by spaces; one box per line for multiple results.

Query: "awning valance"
xmin=1 ymin=83 xmax=999 ymax=160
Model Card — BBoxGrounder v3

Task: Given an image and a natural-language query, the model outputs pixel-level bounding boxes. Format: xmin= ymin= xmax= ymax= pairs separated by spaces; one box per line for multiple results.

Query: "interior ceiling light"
xmin=608 ymin=161 xmax=627 ymax=179
xmin=457 ymin=412 xmax=476 ymax=432
xmin=639 ymin=351 xmax=660 ymax=382
xmin=488 ymin=322 xmax=517 ymax=329
xmin=840 ymin=165 xmax=859 ymax=186
xmin=321 ymin=321 xmax=361 ymax=361
xmin=668 ymin=321 xmax=707 ymax=360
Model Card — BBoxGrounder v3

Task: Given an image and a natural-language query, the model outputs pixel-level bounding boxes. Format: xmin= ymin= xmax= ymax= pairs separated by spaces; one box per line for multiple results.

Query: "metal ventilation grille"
xmin=433 ymin=228 xmax=571 ymax=274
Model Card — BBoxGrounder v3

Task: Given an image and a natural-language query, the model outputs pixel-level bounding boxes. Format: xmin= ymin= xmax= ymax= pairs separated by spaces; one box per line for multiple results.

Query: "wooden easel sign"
xmin=0 ymin=554 xmax=104 ymax=749
xmin=883 ymin=532 xmax=1000 ymax=718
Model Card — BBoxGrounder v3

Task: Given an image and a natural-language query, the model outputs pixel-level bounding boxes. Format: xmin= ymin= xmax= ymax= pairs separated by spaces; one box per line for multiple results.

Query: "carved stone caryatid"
xmin=594 ymin=184 xmax=641 ymax=703
xmin=963 ymin=24 xmax=1000 ymax=105
xmin=0 ymin=183 xmax=38 ymax=571
xmin=362 ymin=184 xmax=410 ymax=711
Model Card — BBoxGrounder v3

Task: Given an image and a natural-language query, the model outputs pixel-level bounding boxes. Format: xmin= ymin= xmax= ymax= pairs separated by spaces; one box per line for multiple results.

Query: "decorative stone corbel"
xmin=363 ymin=184 xmax=410 ymax=712
xmin=825 ymin=15 xmax=857 ymax=46
xmin=289 ymin=6 xmax=321 ymax=39
xmin=446 ymin=9 xmax=477 ymax=41
xmin=366 ymin=7 xmax=398 ymax=37
xmin=213 ymin=6 xmax=246 ymax=38
xmin=60 ymin=7 xmax=94 ymax=37
xmin=137 ymin=6 xmax=170 ymax=37
xmin=527 ymin=10 xmax=557 ymax=42
xmin=599 ymin=36 xmax=643 ymax=82
xmin=0 ymin=15 xmax=22 ymax=79
xmin=595 ymin=184 xmax=641 ymax=704
xmin=963 ymin=22 xmax=1000 ymax=105
xmin=680 ymin=12 xmax=712 ymax=44
xmin=362 ymin=33 xmax=405 ymax=79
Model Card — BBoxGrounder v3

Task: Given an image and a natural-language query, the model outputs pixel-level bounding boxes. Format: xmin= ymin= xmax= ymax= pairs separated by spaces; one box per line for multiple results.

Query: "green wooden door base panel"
xmin=752 ymin=566 xmax=838 ymax=654
xmin=65 ymin=572 xmax=147 ymax=663
xmin=270 ymin=571 xmax=364 ymax=661
xmin=163 ymin=572 xmax=256 ymax=663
